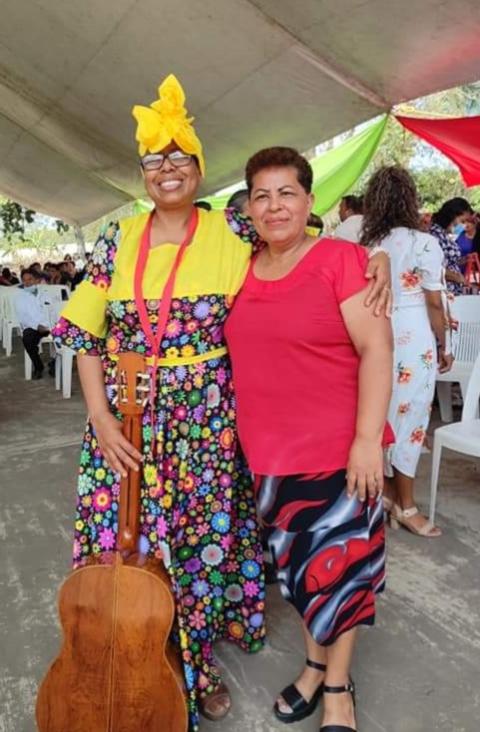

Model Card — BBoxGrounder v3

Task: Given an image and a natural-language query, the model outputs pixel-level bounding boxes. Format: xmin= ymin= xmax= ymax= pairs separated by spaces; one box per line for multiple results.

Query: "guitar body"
xmin=36 ymin=353 xmax=188 ymax=732
xmin=36 ymin=558 xmax=188 ymax=732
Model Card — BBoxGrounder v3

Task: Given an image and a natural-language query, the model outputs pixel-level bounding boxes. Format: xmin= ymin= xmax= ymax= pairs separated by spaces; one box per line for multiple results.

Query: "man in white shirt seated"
xmin=15 ymin=268 xmax=51 ymax=379
xmin=333 ymin=194 xmax=364 ymax=243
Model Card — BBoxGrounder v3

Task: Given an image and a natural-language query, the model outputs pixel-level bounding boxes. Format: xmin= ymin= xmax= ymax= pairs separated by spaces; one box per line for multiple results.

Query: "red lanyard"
xmin=133 ymin=207 xmax=199 ymax=450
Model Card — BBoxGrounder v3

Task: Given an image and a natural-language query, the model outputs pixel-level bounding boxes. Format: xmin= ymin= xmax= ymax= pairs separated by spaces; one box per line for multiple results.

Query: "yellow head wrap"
xmin=132 ymin=74 xmax=205 ymax=176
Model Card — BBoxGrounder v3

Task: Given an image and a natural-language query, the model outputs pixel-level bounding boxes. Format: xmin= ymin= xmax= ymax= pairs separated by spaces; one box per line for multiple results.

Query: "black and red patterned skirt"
xmin=256 ymin=470 xmax=385 ymax=646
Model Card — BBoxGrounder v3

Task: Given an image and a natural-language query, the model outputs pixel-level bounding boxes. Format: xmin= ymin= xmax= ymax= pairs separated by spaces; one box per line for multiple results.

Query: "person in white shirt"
xmin=334 ymin=194 xmax=364 ymax=243
xmin=15 ymin=268 xmax=50 ymax=379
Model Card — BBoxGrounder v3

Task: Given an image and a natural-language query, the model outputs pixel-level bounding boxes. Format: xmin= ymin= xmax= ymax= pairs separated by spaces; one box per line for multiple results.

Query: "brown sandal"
xmin=200 ymin=682 xmax=232 ymax=721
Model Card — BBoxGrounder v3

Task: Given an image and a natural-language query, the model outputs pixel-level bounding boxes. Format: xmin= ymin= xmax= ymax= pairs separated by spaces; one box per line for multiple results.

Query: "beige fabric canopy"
xmin=0 ymin=0 xmax=479 ymax=225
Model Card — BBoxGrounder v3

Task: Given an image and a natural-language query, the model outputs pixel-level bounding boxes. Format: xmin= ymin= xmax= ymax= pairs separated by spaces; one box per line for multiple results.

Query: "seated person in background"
xmin=333 ymin=194 xmax=364 ymax=242
xmin=307 ymin=212 xmax=324 ymax=235
xmin=419 ymin=211 xmax=432 ymax=232
xmin=430 ymin=197 xmax=473 ymax=294
xmin=456 ymin=215 xmax=480 ymax=277
xmin=227 ymin=188 xmax=250 ymax=215
xmin=455 ymin=215 xmax=476 ymax=259
xmin=57 ymin=261 xmax=71 ymax=286
xmin=0 ymin=267 xmax=16 ymax=285
xmin=3 ymin=267 xmax=19 ymax=285
xmin=15 ymin=268 xmax=51 ymax=380
xmin=46 ymin=263 xmax=63 ymax=285
xmin=64 ymin=260 xmax=83 ymax=290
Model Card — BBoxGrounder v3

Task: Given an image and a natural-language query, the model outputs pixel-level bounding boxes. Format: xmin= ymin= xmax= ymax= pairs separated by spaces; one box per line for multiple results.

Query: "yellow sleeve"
xmin=60 ymin=280 xmax=109 ymax=338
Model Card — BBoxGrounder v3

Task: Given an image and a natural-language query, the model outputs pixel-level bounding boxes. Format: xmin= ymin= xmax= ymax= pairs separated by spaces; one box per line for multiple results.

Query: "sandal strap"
xmin=416 ymin=520 xmax=438 ymax=536
xmin=320 ymin=726 xmax=356 ymax=732
xmin=324 ymin=681 xmax=355 ymax=695
xmin=280 ymin=683 xmax=308 ymax=712
xmin=306 ymin=658 xmax=327 ymax=671
xmin=398 ymin=505 xmax=419 ymax=519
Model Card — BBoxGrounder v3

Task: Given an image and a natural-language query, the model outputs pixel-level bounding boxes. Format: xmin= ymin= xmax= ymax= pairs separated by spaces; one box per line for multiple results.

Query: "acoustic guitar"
xmin=36 ymin=352 xmax=188 ymax=732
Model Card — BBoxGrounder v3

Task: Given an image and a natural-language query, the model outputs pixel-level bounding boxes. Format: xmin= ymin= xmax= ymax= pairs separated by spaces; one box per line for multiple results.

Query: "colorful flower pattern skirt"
xmin=73 ymin=353 xmax=265 ymax=731
xmin=256 ymin=470 xmax=384 ymax=645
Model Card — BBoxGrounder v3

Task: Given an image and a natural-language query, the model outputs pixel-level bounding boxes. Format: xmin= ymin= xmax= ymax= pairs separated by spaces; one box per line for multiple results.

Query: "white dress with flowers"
xmin=381 ymin=227 xmax=445 ymax=478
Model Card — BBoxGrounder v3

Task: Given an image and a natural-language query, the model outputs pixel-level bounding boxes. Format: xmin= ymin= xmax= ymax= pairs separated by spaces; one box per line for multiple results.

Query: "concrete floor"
xmin=1 ymin=342 xmax=479 ymax=732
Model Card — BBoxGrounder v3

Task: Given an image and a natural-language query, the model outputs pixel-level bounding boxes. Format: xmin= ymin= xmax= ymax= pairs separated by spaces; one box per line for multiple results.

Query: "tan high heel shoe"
xmin=382 ymin=495 xmax=399 ymax=530
xmin=392 ymin=504 xmax=442 ymax=538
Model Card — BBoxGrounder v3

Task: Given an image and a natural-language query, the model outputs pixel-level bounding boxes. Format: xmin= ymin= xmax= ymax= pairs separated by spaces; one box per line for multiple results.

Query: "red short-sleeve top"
xmin=225 ymin=238 xmax=393 ymax=475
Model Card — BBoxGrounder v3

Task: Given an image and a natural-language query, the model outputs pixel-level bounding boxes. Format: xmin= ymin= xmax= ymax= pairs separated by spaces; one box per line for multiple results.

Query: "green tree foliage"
xmin=413 ymin=169 xmax=466 ymax=211
xmin=351 ymin=83 xmax=480 ymax=210
xmin=0 ymin=198 xmax=69 ymax=244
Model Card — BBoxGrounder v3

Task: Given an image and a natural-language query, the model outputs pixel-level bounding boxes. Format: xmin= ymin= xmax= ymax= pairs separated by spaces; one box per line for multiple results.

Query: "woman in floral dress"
xmin=53 ymin=75 xmax=391 ymax=730
xmin=361 ymin=166 xmax=453 ymax=538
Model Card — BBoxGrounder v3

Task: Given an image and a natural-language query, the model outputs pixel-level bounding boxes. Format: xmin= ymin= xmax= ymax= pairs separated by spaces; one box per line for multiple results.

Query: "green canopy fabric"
xmin=310 ymin=115 xmax=387 ymax=215
xmin=205 ymin=115 xmax=387 ymax=214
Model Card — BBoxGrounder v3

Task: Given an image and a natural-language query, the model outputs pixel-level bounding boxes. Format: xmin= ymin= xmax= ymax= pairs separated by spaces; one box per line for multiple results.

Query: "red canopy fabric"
xmin=396 ymin=114 xmax=480 ymax=187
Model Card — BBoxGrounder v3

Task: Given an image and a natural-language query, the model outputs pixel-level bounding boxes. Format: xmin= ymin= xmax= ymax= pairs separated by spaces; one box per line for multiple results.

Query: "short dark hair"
xmin=432 ymin=197 xmax=473 ymax=229
xmin=194 ymin=200 xmax=212 ymax=211
xmin=307 ymin=213 xmax=324 ymax=231
xmin=21 ymin=266 xmax=41 ymax=281
xmin=245 ymin=147 xmax=313 ymax=194
xmin=2 ymin=267 xmax=11 ymax=277
xmin=341 ymin=195 xmax=363 ymax=214
xmin=227 ymin=189 xmax=249 ymax=213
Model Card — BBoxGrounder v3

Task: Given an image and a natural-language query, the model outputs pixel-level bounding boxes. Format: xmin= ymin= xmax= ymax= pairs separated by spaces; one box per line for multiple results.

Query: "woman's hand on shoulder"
xmin=346 ymin=436 xmax=384 ymax=502
xmin=364 ymin=250 xmax=392 ymax=317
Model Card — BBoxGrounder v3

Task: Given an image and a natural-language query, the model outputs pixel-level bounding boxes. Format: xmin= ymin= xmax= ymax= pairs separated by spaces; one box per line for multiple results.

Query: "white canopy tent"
xmin=0 ymin=0 xmax=479 ymax=225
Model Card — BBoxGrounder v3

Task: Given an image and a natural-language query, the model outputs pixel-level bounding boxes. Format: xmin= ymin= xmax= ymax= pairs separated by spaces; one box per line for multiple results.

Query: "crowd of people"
xmin=331 ymin=191 xmax=480 ymax=291
xmin=0 ymin=254 xmax=85 ymax=292
xmin=0 ymin=256 xmax=85 ymax=290
xmin=0 ymin=257 xmax=86 ymax=379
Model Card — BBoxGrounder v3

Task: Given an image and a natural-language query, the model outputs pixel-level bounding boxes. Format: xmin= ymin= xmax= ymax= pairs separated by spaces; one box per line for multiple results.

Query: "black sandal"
xmin=273 ymin=659 xmax=326 ymax=724
xmin=320 ymin=679 xmax=356 ymax=732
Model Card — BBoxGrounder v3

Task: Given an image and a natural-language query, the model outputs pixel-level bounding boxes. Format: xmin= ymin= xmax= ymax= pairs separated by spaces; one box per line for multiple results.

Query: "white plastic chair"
xmin=0 ymin=286 xmax=9 ymax=346
xmin=42 ymin=300 xmax=76 ymax=397
xmin=24 ymin=335 xmax=53 ymax=380
xmin=37 ymin=284 xmax=70 ymax=302
xmin=436 ymin=295 xmax=480 ymax=422
xmin=429 ymin=350 xmax=480 ymax=523
xmin=59 ymin=346 xmax=76 ymax=398
xmin=2 ymin=288 xmax=21 ymax=356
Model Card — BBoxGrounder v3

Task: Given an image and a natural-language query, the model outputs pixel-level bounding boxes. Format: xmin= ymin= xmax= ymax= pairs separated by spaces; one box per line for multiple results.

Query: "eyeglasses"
xmin=141 ymin=151 xmax=194 ymax=171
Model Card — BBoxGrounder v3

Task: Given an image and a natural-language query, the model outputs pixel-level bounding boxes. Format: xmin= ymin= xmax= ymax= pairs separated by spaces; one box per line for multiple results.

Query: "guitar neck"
xmin=117 ymin=414 xmax=143 ymax=555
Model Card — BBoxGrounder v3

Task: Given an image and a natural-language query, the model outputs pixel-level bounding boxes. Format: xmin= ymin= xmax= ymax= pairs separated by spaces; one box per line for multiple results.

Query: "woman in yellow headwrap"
xmin=53 ymin=75 xmax=390 ymax=730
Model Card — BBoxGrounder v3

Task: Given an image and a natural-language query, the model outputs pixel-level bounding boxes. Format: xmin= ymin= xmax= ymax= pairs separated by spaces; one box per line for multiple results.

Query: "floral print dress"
xmin=52 ymin=208 xmax=266 ymax=732
xmin=430 ymin=222 xmax=463 ymax=295
xmin=380 ymin=227 xmax=445 ymax=478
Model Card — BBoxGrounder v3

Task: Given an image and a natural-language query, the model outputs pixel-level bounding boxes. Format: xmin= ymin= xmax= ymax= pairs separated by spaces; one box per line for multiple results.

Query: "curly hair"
xmin=245 ymin=147 xmax=313 ymax=194
xmin=360 ymin=166 xmax=420 ymax=247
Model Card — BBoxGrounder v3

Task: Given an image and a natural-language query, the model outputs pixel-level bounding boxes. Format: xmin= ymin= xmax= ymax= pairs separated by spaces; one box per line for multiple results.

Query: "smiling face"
xmin=141 ymin=142 xmax=202 ymax=210
xmin=248 ymin=166 xmax=313 ymax=247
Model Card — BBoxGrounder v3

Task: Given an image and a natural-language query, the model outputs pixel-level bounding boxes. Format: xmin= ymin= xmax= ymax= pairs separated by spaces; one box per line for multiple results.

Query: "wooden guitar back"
xmin=36 ymin=560 xmax=188 ymax=732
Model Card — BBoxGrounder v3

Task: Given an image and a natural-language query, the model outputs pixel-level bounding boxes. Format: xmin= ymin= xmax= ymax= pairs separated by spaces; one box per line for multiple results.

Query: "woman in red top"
xmin=225 ymin=148 xmax=393 ymax=732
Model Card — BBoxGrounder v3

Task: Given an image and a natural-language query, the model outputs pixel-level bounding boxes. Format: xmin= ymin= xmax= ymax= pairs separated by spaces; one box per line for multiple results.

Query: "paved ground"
xmin=1 ymin=341 xmax=479 ymax=732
